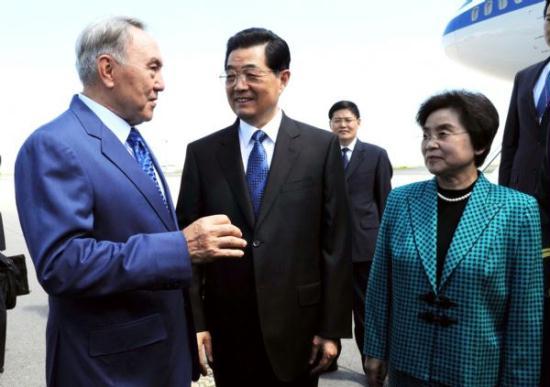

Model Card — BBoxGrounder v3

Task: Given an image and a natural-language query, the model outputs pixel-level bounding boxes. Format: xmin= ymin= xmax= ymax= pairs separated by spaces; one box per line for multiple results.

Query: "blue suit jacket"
xmin=364 ymin=174 xmax=543 ymax=386
xmin=15 ymin=96 xmax=199 ymax=386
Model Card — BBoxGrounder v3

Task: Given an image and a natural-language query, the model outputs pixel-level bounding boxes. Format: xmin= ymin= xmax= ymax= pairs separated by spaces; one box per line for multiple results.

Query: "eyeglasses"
xmin=422 ymin=130 xmax=468 ymax=143
xmin=331 ymin=117 xmax=357 ymax=125
xmin=219 ymin=68 xmax=274 ymax=87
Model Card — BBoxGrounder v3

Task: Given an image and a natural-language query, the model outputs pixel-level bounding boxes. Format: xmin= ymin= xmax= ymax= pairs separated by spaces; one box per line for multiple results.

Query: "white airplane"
xmin=443 ymin=0 xmax=548 ymax=80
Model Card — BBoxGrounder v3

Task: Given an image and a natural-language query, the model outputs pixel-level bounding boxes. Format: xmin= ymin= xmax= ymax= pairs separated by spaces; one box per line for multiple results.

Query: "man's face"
xmin=329 ymin=108 xmax=360 ymax=146
xmin=545 ymin=5 xmax=550 ymax=46
xmin=110 ymin=27 xmax=165 ymax=126
xmin=225 ymin=44 xmax=289 ymax=128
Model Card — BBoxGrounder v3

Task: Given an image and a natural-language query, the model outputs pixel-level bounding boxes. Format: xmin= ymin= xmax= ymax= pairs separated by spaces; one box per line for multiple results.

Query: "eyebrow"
xmin=423 ymin=123 xmax=455 ymax=131
xmin=148 ymin=58 xmax=163 ymax=67
xmin=226 ymin=64 xmax=261 ymax=70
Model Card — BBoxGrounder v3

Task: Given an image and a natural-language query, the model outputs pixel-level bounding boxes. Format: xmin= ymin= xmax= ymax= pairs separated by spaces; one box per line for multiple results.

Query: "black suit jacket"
xmin=176 ymin=114 xmax=352 ymax=381
xmin=499 ymin=58 xmax=550 ymax=194
xmin=345 ymin=140 xmax=392 ymax=262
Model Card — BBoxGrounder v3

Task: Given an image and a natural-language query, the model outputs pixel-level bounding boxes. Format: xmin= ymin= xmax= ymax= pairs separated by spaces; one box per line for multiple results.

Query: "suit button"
xmin=252 ymin=240 xmax=262 ymax=248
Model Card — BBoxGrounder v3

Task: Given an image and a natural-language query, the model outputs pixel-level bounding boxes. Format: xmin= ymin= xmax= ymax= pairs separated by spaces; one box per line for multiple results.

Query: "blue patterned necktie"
xmin=246 ymin=130 xmax=269 ymax=217
xmin=126 ymin=128 xmax=167 ymax=206
xmin=341 ymin=147 xmax=350 ymax=169
xmin=536 ymin=71 xmax=550 ymax=122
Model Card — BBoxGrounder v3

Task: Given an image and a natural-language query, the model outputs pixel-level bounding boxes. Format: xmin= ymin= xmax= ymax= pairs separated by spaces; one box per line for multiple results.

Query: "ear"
xmin=474 ymin=148 xmax=485 ymax=156
xmin=278 ymin=69 xmax=291 ymax=92
xmin=97 ymin=54 xmax=116 ymax=88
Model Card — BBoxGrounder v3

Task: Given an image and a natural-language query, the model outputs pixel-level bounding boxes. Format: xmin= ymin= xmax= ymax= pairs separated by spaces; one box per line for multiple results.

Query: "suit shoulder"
xmin=359 ymin=141 xmax=389 ymax=155
xmin=187 ymin=125 xmax=235 ymax=149
xmin=389 ymin=179 xmax=431 ymax=200
xmin=490 ymin=183 xmax=537 ymax=207
xmin=516 ymin=58 xmax=548 ymax=80
xmin=285 ymin=116 xmax=335 ymax=143
xmin=20 ymin=108 xmax=79 ymax=150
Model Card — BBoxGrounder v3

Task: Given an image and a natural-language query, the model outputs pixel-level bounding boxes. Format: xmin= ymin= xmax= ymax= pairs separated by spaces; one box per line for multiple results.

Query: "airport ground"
xmin=0 ymin=170 xmax=432 ymax=387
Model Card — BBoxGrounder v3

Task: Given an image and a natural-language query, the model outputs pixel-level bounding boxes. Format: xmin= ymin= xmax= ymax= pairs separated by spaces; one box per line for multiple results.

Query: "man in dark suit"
xmin=328 ymin=101 xmax=392 ymax=371
xmin=500 ymin=2 xmax=550 ymax=385
xmin=176 ymin=28 xmax=351 ymax=387
xmin=0 ymin=155 xmax=5 ymax=373
xmin=498 ymin=1 xmax=550 ymax=195
xmin=14 ymin=17 xmax=246 ymax=386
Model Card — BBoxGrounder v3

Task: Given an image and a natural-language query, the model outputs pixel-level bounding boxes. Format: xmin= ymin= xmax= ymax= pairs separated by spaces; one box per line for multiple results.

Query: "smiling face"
xmin=225 ymin=44 xmax=290 ymax=128
xmin=109 ymin=26 xmax=165 ymax=125
xmin=421 ymin=108 xmax=482 ymax=185
xmin=329 ymin=108 xmax=360 ymax=146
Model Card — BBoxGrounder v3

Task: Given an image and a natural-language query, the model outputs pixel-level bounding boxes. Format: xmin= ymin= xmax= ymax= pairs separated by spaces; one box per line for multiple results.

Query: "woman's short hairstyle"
xmin=328 ymin=100 xmax=360 ymax=120
xmin=416 ymin=90 xmax=499 ymax=167
xmin=75 ymin=16 xmax=145 ymax=86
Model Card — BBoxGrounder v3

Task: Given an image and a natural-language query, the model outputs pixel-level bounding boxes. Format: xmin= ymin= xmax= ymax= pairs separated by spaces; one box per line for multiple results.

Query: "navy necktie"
xmin=246 ymin=130 xmax=269 ymax=217
xmin=126 ymin=128 xmax=167 ymax=206
xmin=341 ymin=147 xmax=350 ymax=169
xmin=536 ymin=71 xmax=550 ymax=122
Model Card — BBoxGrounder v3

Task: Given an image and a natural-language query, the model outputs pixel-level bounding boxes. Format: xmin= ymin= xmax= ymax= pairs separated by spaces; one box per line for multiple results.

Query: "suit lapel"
xmin=526 ymin=59 xmax=550 ymax=127
xmin=439 ymin=174 xmax=503 ymax=289
xmin=408 ymin=179 xmax=438 ymax=292
xmin=255 ymin=114 xmax=300 ymax=230
xmin=216 ymin=124 xmax=255 ymax=230
xmin=70 ymin=96 xmax=175 ymax=231
xmin=100 ymin=127 xmax=175 ymax=230
xmin=346 ymin=141 xmax=365 ymax=179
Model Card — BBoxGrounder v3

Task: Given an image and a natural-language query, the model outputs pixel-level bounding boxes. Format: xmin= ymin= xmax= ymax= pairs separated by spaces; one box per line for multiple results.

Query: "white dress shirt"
xmin=78 ymin=94 xmax=166 ymax=197
xmin=238 ymin=109 xmax=283 ymax=172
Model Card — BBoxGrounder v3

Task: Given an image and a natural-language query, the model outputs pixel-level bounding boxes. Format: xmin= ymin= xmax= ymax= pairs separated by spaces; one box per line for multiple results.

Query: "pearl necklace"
xmin=437 ymin=191 xmax=472 ymax=202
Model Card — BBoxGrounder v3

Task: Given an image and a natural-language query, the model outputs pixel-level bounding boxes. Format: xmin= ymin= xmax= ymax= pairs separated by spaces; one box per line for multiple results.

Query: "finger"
xmin=205 ymin=337 xmax=214 ymax=363
xmin=206 ymin=214 xmax=231 ymax=225
xmin=198 ymin=345 xmax=208 ymax=376
xmin=217 ymin=236 xmax=247 ymax=249
xmin=314 ymin=353 xmax=333 ymax=374
xmin=308 ymin=343 xmax=320 ymax=365
xmin=367 ymin=372 xmax=379 ymax=387
xmin=213 ymin=248 xmax=245 ymax=258
xmin=200 ymin=361 xmax=208 ymax=376
xmin=211 ymin=224 xmax=243 ymax=238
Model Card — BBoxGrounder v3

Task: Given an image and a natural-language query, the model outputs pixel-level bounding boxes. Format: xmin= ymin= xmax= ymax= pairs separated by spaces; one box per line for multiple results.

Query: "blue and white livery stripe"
xmin=444 ymin=0 xmax=543 ymax=35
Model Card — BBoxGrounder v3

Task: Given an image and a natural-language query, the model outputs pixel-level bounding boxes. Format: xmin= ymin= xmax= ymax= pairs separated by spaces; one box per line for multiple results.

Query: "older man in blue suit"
xmin=14 ymin=17 xmax=246 ymax=386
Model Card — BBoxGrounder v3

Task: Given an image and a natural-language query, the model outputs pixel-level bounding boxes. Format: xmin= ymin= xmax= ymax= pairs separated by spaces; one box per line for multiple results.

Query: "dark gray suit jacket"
xmin=176 ymin=114 xmax=351 ymax=381
xmin=345 ymin=140 xmax=392 ymax=262
xmin=499 ymin=57 xmax=550 ymax=194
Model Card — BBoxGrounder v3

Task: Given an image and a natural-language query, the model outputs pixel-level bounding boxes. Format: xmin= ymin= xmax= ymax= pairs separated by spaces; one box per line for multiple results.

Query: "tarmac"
xmin=0 ymin=174 xmax=368 ymax=387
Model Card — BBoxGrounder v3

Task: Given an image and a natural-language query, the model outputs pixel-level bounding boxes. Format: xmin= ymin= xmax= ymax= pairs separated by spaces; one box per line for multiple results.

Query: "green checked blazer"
xmin=364 ymin=173 xmax=544 ymax=386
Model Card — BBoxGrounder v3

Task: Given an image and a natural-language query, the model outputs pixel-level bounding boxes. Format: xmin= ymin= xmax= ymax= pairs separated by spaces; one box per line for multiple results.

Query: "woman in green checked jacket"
xmin=364 ymin=90 xmax=544 ymax=387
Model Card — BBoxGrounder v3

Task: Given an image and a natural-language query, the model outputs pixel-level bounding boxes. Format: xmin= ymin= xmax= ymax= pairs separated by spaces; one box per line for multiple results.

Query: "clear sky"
xmin=0 ymin=0 xmax=512 ymax=173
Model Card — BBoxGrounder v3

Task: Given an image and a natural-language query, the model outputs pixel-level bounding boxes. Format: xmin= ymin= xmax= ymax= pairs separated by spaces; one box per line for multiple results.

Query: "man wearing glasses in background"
xmin=328 ymin=100 xmax=392 ymax=375
xmin=176 ymin=28 xmax=351 ymax=387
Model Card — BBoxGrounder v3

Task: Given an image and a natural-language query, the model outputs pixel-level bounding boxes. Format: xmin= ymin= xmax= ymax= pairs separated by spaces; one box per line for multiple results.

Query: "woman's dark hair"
xmin=224 ymin=27 xmax=290 ymax=72
xmin=416 ymin=90 xmax=499 ymax=167
xmin=328 ymin=100 xmax=360 ymax=119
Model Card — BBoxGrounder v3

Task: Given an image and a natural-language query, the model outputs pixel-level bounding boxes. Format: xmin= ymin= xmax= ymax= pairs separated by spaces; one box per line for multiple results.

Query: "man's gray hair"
xmin=75 ymin=16 xmax=146 ymax=86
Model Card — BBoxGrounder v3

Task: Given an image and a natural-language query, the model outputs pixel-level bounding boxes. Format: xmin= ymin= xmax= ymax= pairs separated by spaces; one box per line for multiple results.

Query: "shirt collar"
xmin=78 ymin=93 xmax=132 ymax=144
xmin=341 ymin=137 xmax=358 ymax=152
xmin=239 ymin=108 xmax=283 ymax=144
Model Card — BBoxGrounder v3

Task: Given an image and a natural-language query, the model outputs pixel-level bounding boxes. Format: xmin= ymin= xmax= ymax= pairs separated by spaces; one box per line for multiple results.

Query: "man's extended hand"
xmin=308 ymin=335 xmax=338 ymax=374
xmin=364 ymin=356 xmax=387 ymax=387
xmin=196 ymin=331 xmax=213 ymax=376
xmin=183 ymin=215 xmax=246 ymax=263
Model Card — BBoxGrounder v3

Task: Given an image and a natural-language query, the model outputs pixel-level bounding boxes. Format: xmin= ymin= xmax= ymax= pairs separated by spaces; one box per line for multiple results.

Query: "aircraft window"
xmin=498 ymin=0 xmax=507 ymax=9
xmin=471 ymin=6 xmax=479 ymax=21
xmin=484 ymin=0 xmax=493 ymax=15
